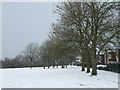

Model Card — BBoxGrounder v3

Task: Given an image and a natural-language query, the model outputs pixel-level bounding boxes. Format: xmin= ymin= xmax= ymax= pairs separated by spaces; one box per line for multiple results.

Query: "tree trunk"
xmin=91 ymin=47 xmax=97 ymax=75
xmin=56 ymin=60 xmax=59 ymax=68
xmin=18 ymin=61 xmax=19 ymax=68
xmin=61 ymin=65 xmax=64 ymax=68
xmin=61 ymin=60 xmax=65 ymax=68
xmin=81 ymin=50 xmax=85 ymax=71
xmin=43 ymin=61 xmax=45 ymax=69
xmin=53 ymin=60 xmax=55 ymax=68
xmin=66 ymin=64 xmax=67 ymax=68
xmin=61 ymin=62 xmax=64 ymax=68
xmin=48 ymin=66 xmax=50 ymax=69
xmin=65 ymin=60 xmax=67 ymax=68
xmin=30 ymin=58 xmax=32 ymax=69
xmin=86 ymin=51 xmax=90 ymax=73
xmin=48 ymin=60 xmax=50 ymax=69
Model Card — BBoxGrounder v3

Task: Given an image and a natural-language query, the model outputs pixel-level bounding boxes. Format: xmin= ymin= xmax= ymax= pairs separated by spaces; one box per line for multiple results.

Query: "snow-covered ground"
xmin=0 ymin=66 xmax=119 ymax=88
xmin=0 ymin=69 xmax=2 ymax=89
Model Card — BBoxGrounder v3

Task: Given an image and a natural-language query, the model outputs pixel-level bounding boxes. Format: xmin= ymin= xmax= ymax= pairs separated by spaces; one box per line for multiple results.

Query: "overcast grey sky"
xmin=2 ymin=2 xmax=58 ymax=58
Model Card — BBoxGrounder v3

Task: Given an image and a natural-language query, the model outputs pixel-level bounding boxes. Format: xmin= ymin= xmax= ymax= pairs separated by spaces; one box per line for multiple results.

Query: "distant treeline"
xmin=1 ymin=54 xmax=74 ymax=68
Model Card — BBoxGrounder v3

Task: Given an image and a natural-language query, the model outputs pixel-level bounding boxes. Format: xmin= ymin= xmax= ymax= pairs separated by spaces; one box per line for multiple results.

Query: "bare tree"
xmin=51 ymin=2 xmax=119 ymax=75
xmin=23 ymin=42 xmax=38 ymax=69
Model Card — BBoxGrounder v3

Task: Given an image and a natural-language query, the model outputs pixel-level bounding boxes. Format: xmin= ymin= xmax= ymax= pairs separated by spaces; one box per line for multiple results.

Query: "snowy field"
xmin=0 ymin=66 xmax=119 ymax=88
xmin=0 ymin=69 xmax=2 ymax=89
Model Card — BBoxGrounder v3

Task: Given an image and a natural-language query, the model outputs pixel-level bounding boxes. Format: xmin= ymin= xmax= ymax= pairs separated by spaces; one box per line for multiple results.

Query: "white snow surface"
xmin=97 ymin=65 xmax=107 ymax=68
xmin=1 ymin=66 xmax=119 ymax=88
xmin=0 ymin=69 xmax=2 ymax=89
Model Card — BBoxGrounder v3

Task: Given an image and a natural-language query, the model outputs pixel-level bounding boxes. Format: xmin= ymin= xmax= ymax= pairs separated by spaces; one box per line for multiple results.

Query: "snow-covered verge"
xmin=97 ymin=65 xmax=107 ymax=68
xmin=0 ymin=66 xmax=119 ymax=88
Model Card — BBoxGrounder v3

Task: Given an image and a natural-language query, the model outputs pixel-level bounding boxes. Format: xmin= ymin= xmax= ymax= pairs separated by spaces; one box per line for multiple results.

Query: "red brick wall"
xmin=108 ymin=52 xmax=116 ymax=62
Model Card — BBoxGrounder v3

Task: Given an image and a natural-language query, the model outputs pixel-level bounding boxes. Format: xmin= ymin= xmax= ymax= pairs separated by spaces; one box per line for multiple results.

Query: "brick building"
xmin=98 ymin=49 xmax=120 ymax=64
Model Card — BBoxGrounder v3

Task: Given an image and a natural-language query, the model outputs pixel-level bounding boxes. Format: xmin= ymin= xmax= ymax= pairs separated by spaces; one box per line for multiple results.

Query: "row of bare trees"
xmin=1 ymin=2 xmax=119 ymax=76
xmin=1 ymin=41 xmax=76 ymax=69
xmin=1 ymin=52 xmax=42 ymax=68
xmin=48 ymin=2 xmax=119 ymax=75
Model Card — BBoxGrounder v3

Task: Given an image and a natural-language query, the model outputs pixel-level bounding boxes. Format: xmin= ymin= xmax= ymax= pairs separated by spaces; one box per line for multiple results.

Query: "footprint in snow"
xmin=113 ymin=81 xmax=118 ymax=84
xmin=80 ymin=84 xmax=85 ymax=86
xmin=90 ymin=75 xmax=93 ymax=77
